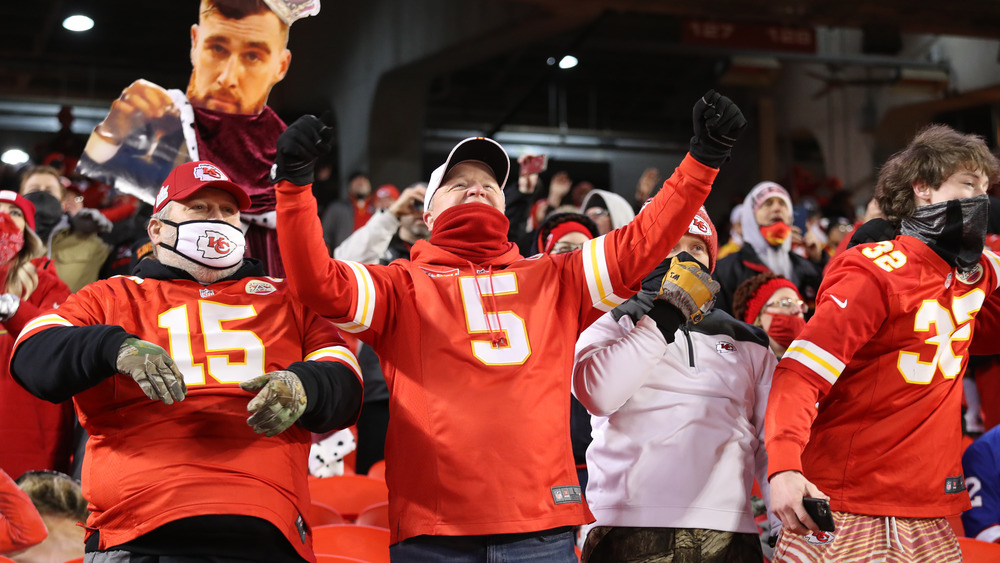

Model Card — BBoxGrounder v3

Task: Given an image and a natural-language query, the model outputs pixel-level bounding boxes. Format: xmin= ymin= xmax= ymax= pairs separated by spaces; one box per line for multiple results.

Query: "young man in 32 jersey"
xmin=10 ymin=160 xmax=363 ymax=562
xmin=766 ymin=124 xmax=1000 ymax=562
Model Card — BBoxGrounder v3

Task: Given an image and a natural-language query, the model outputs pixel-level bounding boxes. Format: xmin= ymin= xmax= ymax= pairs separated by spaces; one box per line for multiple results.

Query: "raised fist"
xmin=689 ymin=89 xmax=747 ymax=168
xmin=272 ymin=114 xmax=335 ymax=186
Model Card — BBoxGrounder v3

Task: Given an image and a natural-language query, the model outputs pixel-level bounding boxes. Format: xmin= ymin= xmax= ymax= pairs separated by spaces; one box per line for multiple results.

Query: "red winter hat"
xmin=375 ymin=184 xmax=400 ymax=201
xmin=153 ymin=161 xmax=251 ymax=214
xmin=685 ymin=206 xmax=718 ymax=273
xmin=0 ymin=190 xmax=36 ymax=230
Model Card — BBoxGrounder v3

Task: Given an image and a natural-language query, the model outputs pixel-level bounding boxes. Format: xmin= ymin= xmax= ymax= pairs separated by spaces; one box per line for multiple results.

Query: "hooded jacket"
xmin=580 ymin=189 xmax=636 ymax=230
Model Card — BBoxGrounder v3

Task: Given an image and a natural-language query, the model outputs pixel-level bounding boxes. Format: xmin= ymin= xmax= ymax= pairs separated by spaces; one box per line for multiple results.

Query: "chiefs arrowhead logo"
xmin=196 ymin=230 xmax=236 ymax=259
xmin=245 ymin=280 xmax=277 ymax=295
xmin=689 ymin=214 xmax=712 ymax=236
xmin=716 ymin=341 xmax=736 ymax=354
xmin=193 ymin=163 xmax=228 ymax=182
xmin=155 ymin=185 xmax=169 ymax=209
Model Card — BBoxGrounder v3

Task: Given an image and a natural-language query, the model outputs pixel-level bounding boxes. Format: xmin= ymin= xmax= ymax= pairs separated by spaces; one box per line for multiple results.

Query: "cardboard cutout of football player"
xmin=78 ymin=0 xmax=319 ymax=277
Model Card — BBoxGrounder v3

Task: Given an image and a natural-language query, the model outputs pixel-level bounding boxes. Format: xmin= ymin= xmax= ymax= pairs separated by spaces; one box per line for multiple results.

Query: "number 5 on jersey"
xmin=459 ymin=274 xmax=531 ymax=366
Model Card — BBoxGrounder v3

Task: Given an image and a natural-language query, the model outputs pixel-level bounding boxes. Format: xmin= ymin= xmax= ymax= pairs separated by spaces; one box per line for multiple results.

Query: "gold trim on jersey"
xmin=784 ymin=339 xmax=845 ymax=386
xmin=14 ymin=313 xmax=74 ymax=348
xmin=582 ymin=235 xmax=628 ymax=312
xmin=305 ymin=345 xmax=362 ymax=376
xmin=333 ymin=261 xmax=376 ymax=334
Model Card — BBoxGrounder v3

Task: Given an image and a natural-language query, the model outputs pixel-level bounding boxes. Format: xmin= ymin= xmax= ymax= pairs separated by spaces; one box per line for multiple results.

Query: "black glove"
xmin=689 ymin=89 xmax=747 ymax=168
xmin=646 ymin=300 xmax=686 ymax=343
xmin=272 ymin=114 xmax=334 ymax=186
xmin=612 ymin=257 xmax=673 ymax=324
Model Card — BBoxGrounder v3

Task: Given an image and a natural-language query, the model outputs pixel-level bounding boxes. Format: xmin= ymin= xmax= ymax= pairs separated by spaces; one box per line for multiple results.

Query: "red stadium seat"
xmin=366 ymin=459 xmax=386 ymax=480
xmin=355 ymin=501 xmax=390 ymax=529
xmin=309 ymin=474 xmax=388 ymax=521
xmin=63 ymin=559 xmax=85 ymax=563
xmin=313 ymin=524 xmax=390 ymax=563
xmin=309 ymin=500 xmax=346 ymax=526
xmin=958 ymin=537 xmax=1000 ymax=562
xmin=0 ymin=557 xmax=18 ymax=563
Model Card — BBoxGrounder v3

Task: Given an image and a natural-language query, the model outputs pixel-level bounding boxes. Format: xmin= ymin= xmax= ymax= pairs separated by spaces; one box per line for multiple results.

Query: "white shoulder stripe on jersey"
xmin=305 ymin=345 xmax=362 ymax=376
xmin=983 ymin=249 xmax=1000 ymax=290
xmin=333 ymin=261 xmax=376 ymax=334
xmin=14 ymin=314 xmax=73 ymax=348
xmin=783 ymin=338 xmax=845 ymax=386
xmin=581 ymin=235 xmax=628 ymax=312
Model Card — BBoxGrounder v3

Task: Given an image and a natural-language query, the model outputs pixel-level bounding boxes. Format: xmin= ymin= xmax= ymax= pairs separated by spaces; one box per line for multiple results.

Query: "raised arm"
xmin=272 ymin=115 xmax=393 ymax=332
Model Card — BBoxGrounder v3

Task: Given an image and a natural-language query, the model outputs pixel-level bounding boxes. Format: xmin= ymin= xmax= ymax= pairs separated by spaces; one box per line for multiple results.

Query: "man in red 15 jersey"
xmin=11 ymin=161 xmax=362 ymax=563
xmin=766 ymin=125 xmax=1000 ymax=562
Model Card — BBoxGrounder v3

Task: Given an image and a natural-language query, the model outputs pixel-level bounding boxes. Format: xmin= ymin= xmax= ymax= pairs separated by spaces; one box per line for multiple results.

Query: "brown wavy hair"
xmin=875 ymin=124 xmax=1000 ymax=225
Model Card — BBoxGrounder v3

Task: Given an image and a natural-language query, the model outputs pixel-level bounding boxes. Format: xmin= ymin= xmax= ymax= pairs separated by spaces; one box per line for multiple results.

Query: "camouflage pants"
xmin=582 ymin=526 xmax=763 ymax=563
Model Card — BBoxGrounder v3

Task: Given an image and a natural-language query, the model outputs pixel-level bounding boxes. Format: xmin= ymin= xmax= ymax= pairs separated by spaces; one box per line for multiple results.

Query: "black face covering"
xmin=900 ymin=194 xmax=989 ymax=272
xmin=22 ymin=191 xmax=63 ymax=242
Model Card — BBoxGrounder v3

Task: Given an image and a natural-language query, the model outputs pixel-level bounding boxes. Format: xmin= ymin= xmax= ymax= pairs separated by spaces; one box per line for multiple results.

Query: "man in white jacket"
xmin=573 ymin=207 xmax=779 ymax=563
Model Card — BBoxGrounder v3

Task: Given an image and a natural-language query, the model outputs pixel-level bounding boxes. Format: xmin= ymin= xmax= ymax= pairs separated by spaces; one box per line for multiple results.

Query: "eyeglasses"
xmin=764 ymin=297 xmax=808 ymax=314
xmin=585 ymin=209 xmax=609 ymax=219
xmin=550 ymin=242 xmax=585 ymax=254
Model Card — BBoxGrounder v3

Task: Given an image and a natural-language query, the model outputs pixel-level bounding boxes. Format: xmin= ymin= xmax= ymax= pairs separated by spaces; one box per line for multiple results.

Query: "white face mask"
xmin=159 ymin=219 xmax=245 ymax=270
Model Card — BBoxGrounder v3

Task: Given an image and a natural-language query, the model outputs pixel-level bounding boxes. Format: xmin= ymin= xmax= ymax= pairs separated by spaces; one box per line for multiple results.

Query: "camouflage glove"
xmin=240 ymin=370 xmax=307 ymax=437
xmin=116 ymin=337 xmax=187 ymax=404
xmin=656 ymin=257 xmax=720 ymax=323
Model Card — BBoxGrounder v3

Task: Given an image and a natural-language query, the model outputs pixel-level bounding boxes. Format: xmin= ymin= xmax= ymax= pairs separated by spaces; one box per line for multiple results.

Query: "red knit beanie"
xmin=743 ymin=277 xmax=801 ymax=324
xmin=686 ymin=207 xmax=719 ymax=273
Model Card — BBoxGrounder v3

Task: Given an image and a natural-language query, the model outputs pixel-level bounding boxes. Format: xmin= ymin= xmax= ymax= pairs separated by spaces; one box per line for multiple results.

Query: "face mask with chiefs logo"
xmin=159 ymin=219 xmax=246 ymax=270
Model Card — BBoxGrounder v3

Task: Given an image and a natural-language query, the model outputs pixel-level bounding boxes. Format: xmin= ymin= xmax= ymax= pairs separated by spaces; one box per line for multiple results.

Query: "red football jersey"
xmin=767 ymin=237 xmax=1000 ymax=518
xmin=276 ymin=154 xmax=718 ymax=543
xmin=13 ymin=274 xmax=359 ymax=561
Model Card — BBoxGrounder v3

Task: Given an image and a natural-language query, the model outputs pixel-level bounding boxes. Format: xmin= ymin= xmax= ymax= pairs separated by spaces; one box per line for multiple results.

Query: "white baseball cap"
xmin=425 ymin=137 xmax=510 ymax=210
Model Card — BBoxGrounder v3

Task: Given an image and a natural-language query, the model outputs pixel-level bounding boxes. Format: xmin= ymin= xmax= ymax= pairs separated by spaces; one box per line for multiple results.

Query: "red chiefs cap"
xmin=0 ymin=190 xmax=36 ymax=230
xmin=153 ymin=161 xmax=252 ymax=214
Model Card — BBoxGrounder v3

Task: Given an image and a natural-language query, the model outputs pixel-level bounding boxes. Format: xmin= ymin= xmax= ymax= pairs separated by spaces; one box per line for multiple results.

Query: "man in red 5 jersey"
xmin=10 ymin=160 xmax=362 ymax=563
xmin=272 ymin=91 xmax=745 ymax=561
xmin=766 ymin=124 xmax=1000 ymax=562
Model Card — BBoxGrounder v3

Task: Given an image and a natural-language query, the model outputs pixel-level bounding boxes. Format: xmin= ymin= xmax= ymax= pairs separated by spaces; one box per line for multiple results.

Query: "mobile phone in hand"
xmin=520 ymin=155 xmax=548 ymax=176
xmin=802 ymin=497 xmax=835 ymax=532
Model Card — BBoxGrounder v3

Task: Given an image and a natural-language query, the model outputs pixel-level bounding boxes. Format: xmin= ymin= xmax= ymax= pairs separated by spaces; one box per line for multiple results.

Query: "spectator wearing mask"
xmin=20 ymin=165 xmax=112 ymax=292
xmin=574 ymin=208 xmax=779 ymax=562
xmin=273 ymin=90 xmax=746 ymax=560
xmin=767 ymin=124 xmax=1000 ymax=561
xmin=732 ymin=273 xmax=807 ymax=359
xmin=714 ymin=182 xmax=826 ymax=315
xmin=0 ymin=191 xmax=74 ymax=481
xmin=10 ymin=470 xmax=88 ymax=563
xmin=11 ymin=161 xmax=363 ymax=561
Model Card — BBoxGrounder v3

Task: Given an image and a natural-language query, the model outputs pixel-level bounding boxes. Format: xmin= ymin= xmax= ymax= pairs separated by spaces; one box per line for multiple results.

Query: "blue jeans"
xmin=389 ymin=527 xmax=577 ymax=563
